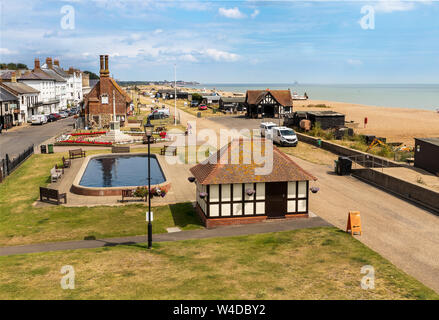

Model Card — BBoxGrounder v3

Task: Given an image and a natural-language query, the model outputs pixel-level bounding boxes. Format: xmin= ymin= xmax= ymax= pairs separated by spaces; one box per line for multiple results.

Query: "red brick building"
xmin=83 ymin=55 xmax=132 ymax=128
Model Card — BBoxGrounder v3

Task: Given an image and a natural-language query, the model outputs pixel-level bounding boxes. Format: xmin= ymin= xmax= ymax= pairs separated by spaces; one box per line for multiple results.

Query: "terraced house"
xmin=0 ymin=74 xmax=39 ymax=124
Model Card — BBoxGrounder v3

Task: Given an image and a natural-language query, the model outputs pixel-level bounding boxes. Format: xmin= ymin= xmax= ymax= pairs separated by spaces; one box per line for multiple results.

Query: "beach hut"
xmin=245 ymin=89 xmax=293 ymax=119
xmin=219 ymin=96 xmax=246 ymax=112
xmin=414 ymin=138 xmax=439 ymax=175
xmin=189 ymin=138 xmax=317 ymax=228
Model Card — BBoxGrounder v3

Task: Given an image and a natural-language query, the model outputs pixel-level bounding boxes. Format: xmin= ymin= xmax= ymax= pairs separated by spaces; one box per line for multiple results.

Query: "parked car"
xmin=31 ymin=115 xmax=48 ymax=125
xmin=259 ymin=122 xmax=277 ymax=138
xmin=271 ymin=126 xmax=298 ymax=147
xmin=198 ymin=104 xmax=208 ymax=110
xmin=47 ymin=114 xmax=58 ymax=122
xmin=50 ymin=113 xmax=62 ymax=120
xmin=59 ymin=111 xmax=69 ymax=118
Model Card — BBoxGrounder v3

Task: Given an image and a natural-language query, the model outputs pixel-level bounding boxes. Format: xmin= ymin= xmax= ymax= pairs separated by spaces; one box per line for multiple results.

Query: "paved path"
xmin=0 ymin=216 xmax=330 ymax=256
xmin=0 ymin=118 xmax=74 ymax=158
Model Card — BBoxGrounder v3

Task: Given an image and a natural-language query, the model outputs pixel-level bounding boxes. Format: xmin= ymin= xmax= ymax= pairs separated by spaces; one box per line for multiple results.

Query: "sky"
xmin=0 ymin=0 xmax=438 ymax=83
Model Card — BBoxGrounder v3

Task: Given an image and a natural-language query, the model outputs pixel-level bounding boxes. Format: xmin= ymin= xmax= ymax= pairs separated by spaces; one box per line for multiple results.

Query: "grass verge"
xmin=0 ymin=227 xmax=437 ymax=299
xmin=0 ymin=150 xmax=202 ymax=246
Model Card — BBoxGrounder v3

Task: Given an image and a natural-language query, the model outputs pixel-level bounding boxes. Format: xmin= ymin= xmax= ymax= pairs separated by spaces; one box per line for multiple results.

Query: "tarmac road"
xmin=0 ymin=118 xmax=74 ymax=159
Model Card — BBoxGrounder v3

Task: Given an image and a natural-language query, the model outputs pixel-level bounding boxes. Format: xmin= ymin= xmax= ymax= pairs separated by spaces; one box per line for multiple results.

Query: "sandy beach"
xmin=294 ymin=100 xmax=439 ymax=146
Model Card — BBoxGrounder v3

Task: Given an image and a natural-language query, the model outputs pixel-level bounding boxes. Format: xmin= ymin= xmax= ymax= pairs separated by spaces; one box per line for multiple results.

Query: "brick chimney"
xmin=68 ymin=67 xmax=74 ymax=75
xmin=54 ymin=59 xmax=60 ymax=67
xmin=105 ymin=55 xmax=109 ymax=73
xmin=11 ymin=72 xmax=17 ymax=83
xmin=34 ymin=58 xmax=40 ymax=70
xmin=46 ymin=57 xmax=53 ymax=69
xmin=99 ymin=55 xmax=109 ymax=78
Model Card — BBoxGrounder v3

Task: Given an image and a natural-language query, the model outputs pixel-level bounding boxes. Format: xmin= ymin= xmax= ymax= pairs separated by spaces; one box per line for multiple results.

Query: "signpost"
xmin=346 ymin=211 xmax=362 ymax=235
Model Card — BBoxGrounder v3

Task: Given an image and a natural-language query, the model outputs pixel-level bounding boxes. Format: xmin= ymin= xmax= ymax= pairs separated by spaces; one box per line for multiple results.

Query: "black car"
xmin=47 ymin=114 xmax=58 ymax=122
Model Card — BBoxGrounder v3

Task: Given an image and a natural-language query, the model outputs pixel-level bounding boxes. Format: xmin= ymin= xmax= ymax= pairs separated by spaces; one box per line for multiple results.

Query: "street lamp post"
xmin=144 ymin=118 xmax=154 ymax=249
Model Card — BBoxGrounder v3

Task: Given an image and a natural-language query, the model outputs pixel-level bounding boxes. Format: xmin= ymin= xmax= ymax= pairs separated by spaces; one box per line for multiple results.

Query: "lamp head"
xmin=144 ymin=117 xmax=154 ymax=137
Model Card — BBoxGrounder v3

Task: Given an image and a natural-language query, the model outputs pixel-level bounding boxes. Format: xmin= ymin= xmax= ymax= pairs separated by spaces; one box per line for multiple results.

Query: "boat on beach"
xmin=292 ymin=92 xmax=308 ymax=100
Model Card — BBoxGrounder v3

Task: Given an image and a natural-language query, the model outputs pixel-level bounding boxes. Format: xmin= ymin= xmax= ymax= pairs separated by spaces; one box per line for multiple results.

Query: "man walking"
xmin=0 ymin=123 xmax=3 ymax=135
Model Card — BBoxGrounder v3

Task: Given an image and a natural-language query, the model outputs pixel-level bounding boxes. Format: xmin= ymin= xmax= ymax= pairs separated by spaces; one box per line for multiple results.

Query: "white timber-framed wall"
xmin=196 ymin=180 xmax=309 ymax=219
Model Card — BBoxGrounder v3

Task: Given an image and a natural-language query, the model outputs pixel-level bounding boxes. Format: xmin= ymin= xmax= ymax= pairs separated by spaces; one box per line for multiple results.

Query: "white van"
xmin=259 ymin=122 xmax=277 ymax=138
xmin=272 ymin=127 xmax=298 ymax=147
xmin=31 ymin=115 xmax=48 ymax=125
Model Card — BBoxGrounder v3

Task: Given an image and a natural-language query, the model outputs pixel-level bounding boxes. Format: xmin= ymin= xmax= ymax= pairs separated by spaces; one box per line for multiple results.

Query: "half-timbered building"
xmin=245 ymin=89 xmax=293 ymax=118
xmin=190 ymin=138 xmax=316 ymax=228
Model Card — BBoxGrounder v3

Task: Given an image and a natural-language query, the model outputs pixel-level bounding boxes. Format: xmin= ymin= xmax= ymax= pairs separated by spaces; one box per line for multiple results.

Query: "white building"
xmin=0 ymin=73 xmax=40 ymax=123
xmin=41 ymin=59 xmax=67 ymax=110
xmin=42 ymin=58 xmax=83 ymax=107
xmin=18 ymin=59 xmax=59 ymax=115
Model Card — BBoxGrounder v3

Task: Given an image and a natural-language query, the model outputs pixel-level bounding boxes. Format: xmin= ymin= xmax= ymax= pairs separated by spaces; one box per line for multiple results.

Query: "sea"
xmin=190 ymin=84 xmax=439 ymax=111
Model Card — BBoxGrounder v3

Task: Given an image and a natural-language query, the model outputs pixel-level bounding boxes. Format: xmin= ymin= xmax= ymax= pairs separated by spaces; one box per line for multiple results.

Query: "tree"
xmin=83 ymin=70 xmax=99 ymax=80
xmin=0 ymin=62 xmax=28 ymax=70
xmin=191 ymin=93 xmax=203 ymax=103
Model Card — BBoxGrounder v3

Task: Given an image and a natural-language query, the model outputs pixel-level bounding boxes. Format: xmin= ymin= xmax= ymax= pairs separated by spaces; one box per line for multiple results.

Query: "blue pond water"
xmin=79 ymin=155 xmax=166 ymax=188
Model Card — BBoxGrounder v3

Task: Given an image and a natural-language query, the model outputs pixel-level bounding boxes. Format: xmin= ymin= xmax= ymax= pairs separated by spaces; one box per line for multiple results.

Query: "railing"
xmin=348 ymin=154 xmax=398 ymax=169
xmin=0 ymin=145 xmax=34 ymax=183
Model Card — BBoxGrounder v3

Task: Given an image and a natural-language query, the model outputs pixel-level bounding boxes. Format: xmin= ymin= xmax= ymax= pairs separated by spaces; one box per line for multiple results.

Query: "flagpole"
xmin=174 ymin=64 xmax=177 ymax=126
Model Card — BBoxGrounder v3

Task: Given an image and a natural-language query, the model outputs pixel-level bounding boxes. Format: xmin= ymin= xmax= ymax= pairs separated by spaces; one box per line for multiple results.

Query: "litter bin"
xmin=197 ymin=112 xmax=201 ymax=118
xmin=47 ymin=144 xmax=54 ymax=154
xmin=337 ymin=156 xmax=352 ymax=175
xmin=334 ymin=160 xmax=339 ymax=174
xmin=317 ymin=139 xmax=322 ymax=147
xmin=40 ymin=145 xmax=47 ymax=154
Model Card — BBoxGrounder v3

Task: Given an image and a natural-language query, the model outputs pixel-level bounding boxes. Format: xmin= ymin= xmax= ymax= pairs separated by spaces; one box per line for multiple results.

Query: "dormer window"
xmin=101 ymin=94 xmax=109 ymax=104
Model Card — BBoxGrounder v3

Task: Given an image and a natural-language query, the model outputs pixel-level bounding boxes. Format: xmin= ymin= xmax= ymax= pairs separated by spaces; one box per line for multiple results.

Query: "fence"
xmin=0 ymin=145 xmax=34 ymax=183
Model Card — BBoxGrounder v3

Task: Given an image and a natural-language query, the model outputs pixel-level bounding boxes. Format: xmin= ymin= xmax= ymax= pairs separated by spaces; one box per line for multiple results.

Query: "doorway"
xmin=265 ymin=182 xmax=287 ymax=218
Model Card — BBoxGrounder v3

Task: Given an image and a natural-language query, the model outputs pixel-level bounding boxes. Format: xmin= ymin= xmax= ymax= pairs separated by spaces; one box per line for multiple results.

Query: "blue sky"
xmin=0 ymin=0 xmax=438 ymax=83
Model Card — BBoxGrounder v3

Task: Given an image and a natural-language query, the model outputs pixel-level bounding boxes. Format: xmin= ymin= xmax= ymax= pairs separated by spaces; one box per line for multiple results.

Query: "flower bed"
xmin=70 ymin=131 xmax=107 ymax=136
xmin=56 ymin=140 xmax=112 ymax=146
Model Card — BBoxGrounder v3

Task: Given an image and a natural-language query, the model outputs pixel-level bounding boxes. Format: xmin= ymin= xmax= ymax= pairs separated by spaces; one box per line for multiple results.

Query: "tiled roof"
xmin=41 ymin=68 xmax=67 ymax=82
xmin=0 ymin=87 xmax=18 ymax=102
xmin=246 ymin=90 xmax=293 ymax=107
xmin=190 ymin=138 xmax=316 ymax=185
xmin=0 ymin=82 xmax=39 ymax=94
xmin=110 ymin=78 xmax=132 ymax=103
xmin=220 ymin=96 xmax=246 ymax=103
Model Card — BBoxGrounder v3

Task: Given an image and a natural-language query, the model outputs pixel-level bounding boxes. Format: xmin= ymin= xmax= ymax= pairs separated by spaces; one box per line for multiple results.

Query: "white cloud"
xmin=0 ymin=48 xmax=17 ymax=55
xmin=203 ymin=49 xmax=239 ymax=62
xmin=347 ymin=59 xmax=363 ymax=66
xmin=218 ymin=7 xmax=246 ymax=19
xmin=373 ymin=0 xmax=415 ymax=13
xmin=251 ymin=9 xmax=260 ymax=19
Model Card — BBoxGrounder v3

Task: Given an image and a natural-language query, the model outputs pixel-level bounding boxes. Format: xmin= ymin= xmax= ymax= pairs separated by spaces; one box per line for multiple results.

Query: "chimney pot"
xmin=54 ymin=59 xmax=60 ymax=67
xmin=34 ymin=58 xmax=40 ymax=70
xmin=46 ymin=57 xmax=53 ymax=69
xmin=100 ymin=55 xmax=109 ymax=77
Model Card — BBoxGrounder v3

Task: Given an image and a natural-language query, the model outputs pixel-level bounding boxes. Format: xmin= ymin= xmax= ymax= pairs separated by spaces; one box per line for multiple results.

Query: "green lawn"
xmin=0 ymin=227 xmax=437 ymax=300
xmin=0 ymin=150 xmax=202 ymax=246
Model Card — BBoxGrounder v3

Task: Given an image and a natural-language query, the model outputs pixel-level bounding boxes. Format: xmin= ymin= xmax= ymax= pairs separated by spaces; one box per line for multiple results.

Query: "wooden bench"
xmin=51 ymin=166 xmax=63 ymax=183
xmin=62 ymin=156 xmax=71 ymax=168
xmin=69 ymin=149 xmax=86 ymax=159
xmin=40 ymin=187 xmax=67 ymax=205
xmin=112 ymin=146 xmax=130 ymax=153
xmin=160 ymin=146 xmax=177 ymax=156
